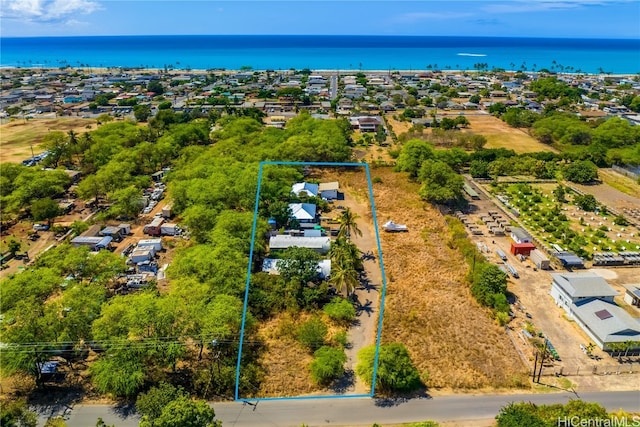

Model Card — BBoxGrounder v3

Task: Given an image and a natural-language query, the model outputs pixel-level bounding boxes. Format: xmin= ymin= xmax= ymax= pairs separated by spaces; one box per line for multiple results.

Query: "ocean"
xmin=0 ymin=35 xmax=639 ymax=74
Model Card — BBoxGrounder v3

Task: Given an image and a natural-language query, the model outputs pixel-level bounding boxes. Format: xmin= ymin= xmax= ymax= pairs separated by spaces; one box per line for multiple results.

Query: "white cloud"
xmin=483 ymin=0 xmax=630 ymax=14
xmin=0 ymin=0 xmax=101 ymax=22
xmin=393 ymin=11 xmax=473 ymax=23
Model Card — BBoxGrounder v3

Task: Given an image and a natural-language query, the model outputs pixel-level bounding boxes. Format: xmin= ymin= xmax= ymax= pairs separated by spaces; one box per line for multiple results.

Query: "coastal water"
xmin=0 ymin=35 xmax=639 ymax=74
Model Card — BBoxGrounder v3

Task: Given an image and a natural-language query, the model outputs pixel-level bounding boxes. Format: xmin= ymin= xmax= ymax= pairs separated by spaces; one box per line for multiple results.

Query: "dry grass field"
xmin=338 ymin=167 xmax=528 ymax=390
xmin=462 ymin=115 xmax=555 ymax=154
xmin=0 ymin=118 xmax=95 ymax=163
xmin=598 ymin=168 xmax=640 ymax=198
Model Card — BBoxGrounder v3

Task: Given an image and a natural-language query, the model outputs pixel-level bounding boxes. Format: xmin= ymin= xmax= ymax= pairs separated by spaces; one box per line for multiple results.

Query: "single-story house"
xmin=289 ymin=203 xmax=317 ymax=224
xmin=269 ymin=235 xmax=331 ymax=254
xmin=291 ymin=182 xmax=319 ymax=197
xmin=262 ymin=258 xmax=331 ymax=280
xmin=318 ymin=182 xmax=339 ymax=200
xmin=623 ymin=284 xmax=640 ymax=308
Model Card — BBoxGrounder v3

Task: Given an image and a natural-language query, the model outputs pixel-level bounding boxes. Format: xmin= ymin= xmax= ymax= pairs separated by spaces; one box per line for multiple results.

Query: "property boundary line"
xmin=234 ymin=161 xmax=389 ymax=401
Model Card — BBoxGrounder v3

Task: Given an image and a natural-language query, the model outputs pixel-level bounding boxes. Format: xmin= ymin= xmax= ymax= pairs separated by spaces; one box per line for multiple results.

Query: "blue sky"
xmin=0 ymin=0 xmax=639 ymax=38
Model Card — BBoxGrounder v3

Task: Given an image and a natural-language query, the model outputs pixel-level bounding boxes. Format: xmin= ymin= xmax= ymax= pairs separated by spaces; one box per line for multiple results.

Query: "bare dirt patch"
xmin=0 ymin=118 xmax=96 ymax=163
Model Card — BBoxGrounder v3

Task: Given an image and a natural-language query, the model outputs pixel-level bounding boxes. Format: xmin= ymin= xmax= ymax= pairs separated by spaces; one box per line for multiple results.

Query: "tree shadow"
xmin=352 ymin=295 xmax=374 ymax=318
xmin=373 ymin=389 xmax=432 ymax=407
xmin=112 ymin=401 xmax=138 ymax=418
xmin=29 ymin=384 xmax=84 ymax=420
xmin=330 ymin=369 xmax=355 ymax=394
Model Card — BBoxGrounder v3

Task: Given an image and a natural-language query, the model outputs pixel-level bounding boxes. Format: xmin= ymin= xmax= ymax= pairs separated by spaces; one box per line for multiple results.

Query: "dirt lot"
xmin=461 ymin=181 xmax=640 ymax=391
xmin=333 ymin=167 xmax=529 ymax=390
xmin=0 ymin=117 xmax=95 ymax=164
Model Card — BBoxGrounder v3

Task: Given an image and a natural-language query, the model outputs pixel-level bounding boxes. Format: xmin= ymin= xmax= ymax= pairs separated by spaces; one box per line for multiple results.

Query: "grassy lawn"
xmin=0 ymin=117 xmax=95 ymax=163
xmin=463 ymin=115 xmax=556 ymax=154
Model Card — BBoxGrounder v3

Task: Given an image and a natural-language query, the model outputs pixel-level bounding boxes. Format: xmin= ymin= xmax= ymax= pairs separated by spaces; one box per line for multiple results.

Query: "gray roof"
xmin=571 ymin=298 xmax=640 ymax=345
xmin=269 ymin=235 xmax=330 ymax=252
xmin=510 ymin=227 xmax=532 ymax=240
xmin=551 ymin=272 xmax=618 ymax=298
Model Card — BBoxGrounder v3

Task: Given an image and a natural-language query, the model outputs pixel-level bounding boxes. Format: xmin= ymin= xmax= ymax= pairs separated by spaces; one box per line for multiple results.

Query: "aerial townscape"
xmin=1 ymin=2 xmax=640 ymax=427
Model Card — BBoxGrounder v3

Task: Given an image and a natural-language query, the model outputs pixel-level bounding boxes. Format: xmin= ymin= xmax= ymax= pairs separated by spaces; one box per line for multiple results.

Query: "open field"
xmin=462 ymin=115 xmax=555 ymax=154
xmin=598 ymin=168 xmax=640 ymax=199
xmin=336 ymin=167 xmax=529 ymax=390
xmin=0 ymin=118 xmax=95 ymax=164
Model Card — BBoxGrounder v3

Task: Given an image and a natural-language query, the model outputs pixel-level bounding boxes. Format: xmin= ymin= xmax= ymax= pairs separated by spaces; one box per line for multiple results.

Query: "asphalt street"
xmin=45 ymin=390 xmax=640 ymax=427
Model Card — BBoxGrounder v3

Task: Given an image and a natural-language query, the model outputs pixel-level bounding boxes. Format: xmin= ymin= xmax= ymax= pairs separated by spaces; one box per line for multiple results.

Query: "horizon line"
xmin=1 ymin=34 xmax=639 ymax=40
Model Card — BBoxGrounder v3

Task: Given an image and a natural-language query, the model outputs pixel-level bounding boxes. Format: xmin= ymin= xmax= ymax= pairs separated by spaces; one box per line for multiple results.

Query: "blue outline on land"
xmin=234 ymin=161 xmax=389 ymax=401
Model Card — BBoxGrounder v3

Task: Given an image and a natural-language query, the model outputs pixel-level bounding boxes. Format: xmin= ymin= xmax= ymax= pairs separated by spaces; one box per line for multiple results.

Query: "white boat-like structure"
xmin=382 ymin=220 xmax=408 ymax=232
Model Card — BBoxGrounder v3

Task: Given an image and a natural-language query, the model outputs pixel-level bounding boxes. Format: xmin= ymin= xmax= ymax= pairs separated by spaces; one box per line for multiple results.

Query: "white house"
xmin=291 ymin=182 xmax=319 ymax=197
xmin=269 ymin=235 xmax=331 ymax=254
xmin=550 ymin=272 xmax=640 ymax=351
xmin=289 ymin=203 xmax=317 ymax=224
xmin=262 ymin=258 xmax=331 ymax=279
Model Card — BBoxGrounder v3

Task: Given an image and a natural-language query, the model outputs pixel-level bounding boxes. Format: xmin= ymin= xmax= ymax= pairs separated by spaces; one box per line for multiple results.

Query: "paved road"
xmin=45 ymin=391 xmax=640 ymax=427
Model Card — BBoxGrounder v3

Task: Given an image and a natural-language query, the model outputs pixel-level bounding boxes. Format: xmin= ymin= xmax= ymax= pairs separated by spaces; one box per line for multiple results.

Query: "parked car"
xmin=33 ymin=223 xmax=49 ymax=231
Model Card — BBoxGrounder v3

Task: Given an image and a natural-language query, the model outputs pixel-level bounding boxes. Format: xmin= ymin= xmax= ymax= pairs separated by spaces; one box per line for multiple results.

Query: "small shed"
xmin=510 ymin=242 xmax=536 ymax=256
xmin=556 ymin=251 xmax=585 ymax=269
xmin=118 ymin=223 xmax=131 ymax=235
xmin=530 ymin=249 xmax=550 ymax=270
xmin=161 ymin=205 xmax=172 ymax=219
xmin=510 ymin=227 xmax=532 ymax=243
xmin=319 ymin=182 xmax=339 ymax=200
xmin=138 ymin=238 xmax=163 ymax=252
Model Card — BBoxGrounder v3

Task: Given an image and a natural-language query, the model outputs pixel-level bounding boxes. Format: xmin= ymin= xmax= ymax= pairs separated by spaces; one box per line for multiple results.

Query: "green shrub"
xmin=297 ymin=316 xmax=328 ymax=352
xmin=323 ymin=298 xmax=356 ymax=324
xmin=356 ymin=343 xmax=422 ymax=393
xmin=310 ymin=346 xmax=347 ymax=385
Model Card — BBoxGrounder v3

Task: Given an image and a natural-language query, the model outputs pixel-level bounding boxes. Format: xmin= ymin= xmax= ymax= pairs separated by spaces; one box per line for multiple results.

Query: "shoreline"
xmin=1 ymin=65 xmax=637 ymax=77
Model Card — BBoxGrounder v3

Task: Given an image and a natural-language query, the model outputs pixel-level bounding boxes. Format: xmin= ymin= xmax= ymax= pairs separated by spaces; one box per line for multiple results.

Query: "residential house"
xmin=262 ymin=258 xmax=331 ymax=280
xmin=268 ymin=235 xmax=331 ymax=254
xmin=291 ymin=182 xmax=319 ymax=197
xmin=289 ymin=203 xmax=317 ymax=224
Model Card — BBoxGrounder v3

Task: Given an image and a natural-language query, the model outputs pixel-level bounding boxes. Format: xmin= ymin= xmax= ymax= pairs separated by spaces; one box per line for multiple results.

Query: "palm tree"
xmin=330 ymin=262 xmax=359 ymax=296
xmin=337 ymin=207 xmax=362 ymax=241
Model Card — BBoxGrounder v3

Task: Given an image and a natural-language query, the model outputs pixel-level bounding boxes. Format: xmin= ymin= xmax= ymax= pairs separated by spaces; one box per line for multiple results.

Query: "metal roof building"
xmin=269 ymin=235 xmax=331 ymax=254
xmin=570 ymin=298 xmax=640 ymax=350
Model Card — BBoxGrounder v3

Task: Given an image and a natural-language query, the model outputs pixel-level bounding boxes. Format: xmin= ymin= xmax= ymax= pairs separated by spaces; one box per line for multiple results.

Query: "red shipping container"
xmin=511 ymin=242 xmax=535 ymax=256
